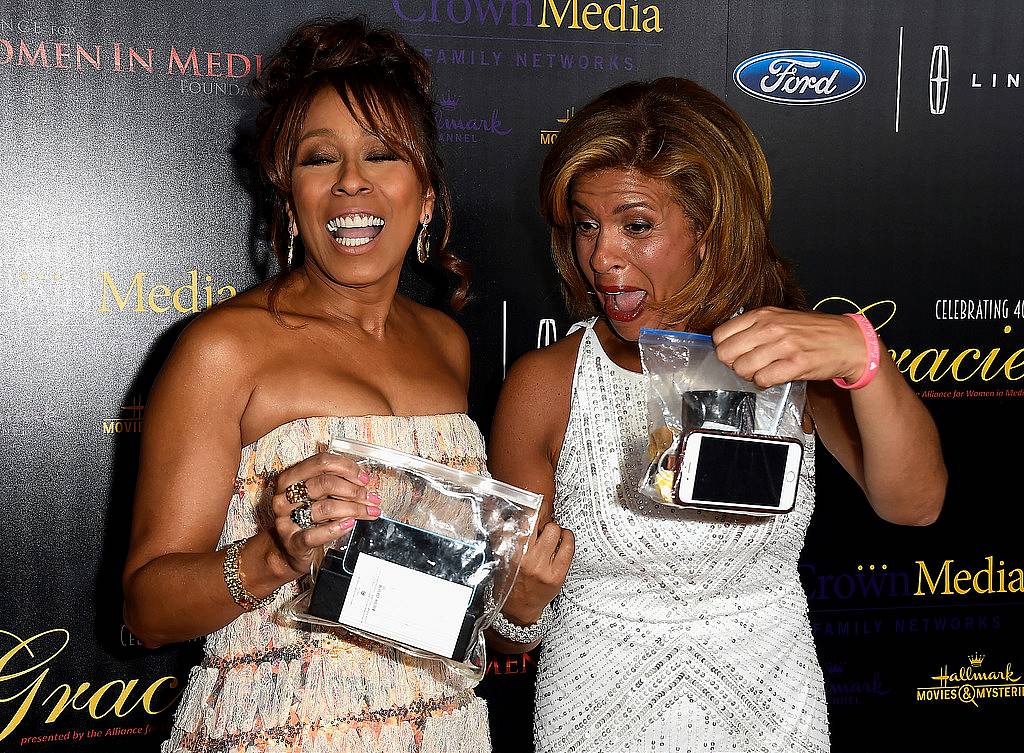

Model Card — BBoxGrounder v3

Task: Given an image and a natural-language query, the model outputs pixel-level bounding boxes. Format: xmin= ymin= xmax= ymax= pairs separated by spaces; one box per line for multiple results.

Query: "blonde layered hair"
xmin=539 ymin=77 xmax=805 ymax=333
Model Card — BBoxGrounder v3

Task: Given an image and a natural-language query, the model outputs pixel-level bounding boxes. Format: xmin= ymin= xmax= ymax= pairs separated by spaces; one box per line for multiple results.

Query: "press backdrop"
xmin=2 ymin=1 xmax=1023 ymax=751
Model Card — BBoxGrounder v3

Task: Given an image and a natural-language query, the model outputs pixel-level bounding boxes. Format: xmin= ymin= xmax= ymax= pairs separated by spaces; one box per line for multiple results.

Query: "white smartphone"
xmin=674 ymin=429 xmax=803 ymax=515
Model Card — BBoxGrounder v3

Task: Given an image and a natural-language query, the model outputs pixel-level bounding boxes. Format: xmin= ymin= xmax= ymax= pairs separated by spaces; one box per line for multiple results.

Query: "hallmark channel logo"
xmin=733 ymin=50 xmax=866 ymax=105
xmin=434 ymin=91 xmax=512 ymax=144
xmin=539 ymin=106 xmax=575 ymax=144
xmin=393 ymin=0 xmax=663 ymax=33
xmin=916 ymin=652 xmax=1023 ymax=706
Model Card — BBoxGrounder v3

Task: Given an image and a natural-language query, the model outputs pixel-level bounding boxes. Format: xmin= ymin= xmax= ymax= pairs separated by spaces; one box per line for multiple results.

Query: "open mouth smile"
xmin=325 ymin=213 xmax=385 ymax=247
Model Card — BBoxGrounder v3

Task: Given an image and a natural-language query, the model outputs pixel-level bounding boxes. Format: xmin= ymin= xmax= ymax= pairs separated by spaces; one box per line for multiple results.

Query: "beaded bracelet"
xmin=832 ymin=313 xmax=881 ymax=390
xmin=222 ymin=536 xmax=279 ymax=611
xmin=490 ymin=603 xmax=552 ymax=644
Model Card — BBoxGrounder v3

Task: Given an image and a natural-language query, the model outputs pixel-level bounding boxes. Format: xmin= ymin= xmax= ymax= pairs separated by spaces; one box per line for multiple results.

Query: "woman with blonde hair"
xmin=486 ymin=77 xmax=946 ymax=752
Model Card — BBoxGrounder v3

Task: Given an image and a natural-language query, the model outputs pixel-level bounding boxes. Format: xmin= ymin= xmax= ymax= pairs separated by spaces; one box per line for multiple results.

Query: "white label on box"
xmin=338 ymin=553 xmax=473 ymax=658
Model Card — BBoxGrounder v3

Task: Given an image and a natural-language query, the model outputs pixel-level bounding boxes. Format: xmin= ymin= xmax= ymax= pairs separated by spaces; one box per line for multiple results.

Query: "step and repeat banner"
xmin=2 ymin=1 xmax=1022 ymax=751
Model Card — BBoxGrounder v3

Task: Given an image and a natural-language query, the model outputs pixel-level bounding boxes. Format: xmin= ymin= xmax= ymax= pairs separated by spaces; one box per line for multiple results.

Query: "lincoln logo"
xmin=930 ymin=45 xmax=949 ymax=115
xmin=537 ymin=318 xmax=558 ymax=348
xmin=733 ymin=50 xmax=866 ymax=105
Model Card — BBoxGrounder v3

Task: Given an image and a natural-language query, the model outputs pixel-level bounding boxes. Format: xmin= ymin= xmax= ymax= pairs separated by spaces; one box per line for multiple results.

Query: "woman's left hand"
xmin=711 ymin=306 xmax=868 ymax=387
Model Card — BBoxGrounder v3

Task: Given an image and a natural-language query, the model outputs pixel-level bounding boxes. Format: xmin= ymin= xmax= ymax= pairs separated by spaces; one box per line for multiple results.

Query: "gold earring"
xmin=416 ymin=215 xmax=431 ymax=263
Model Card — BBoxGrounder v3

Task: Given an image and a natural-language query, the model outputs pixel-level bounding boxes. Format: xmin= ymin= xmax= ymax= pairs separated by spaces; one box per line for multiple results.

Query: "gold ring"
xmin=285 ymin=480 xmax=310 ymax=505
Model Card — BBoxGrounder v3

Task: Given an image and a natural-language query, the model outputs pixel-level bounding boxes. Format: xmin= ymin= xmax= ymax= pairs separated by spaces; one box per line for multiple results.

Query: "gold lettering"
xmin=952 ymin=569 xmax=972 ymax=595
xmin=99 ymin=272 xmax=144 ymax=312
xmin=973 ymin=556 xmax=994 ymax=593
xmin=140 ymin=676 xmax=180 ymax=714
xmin=641 ymin=4 xmax=662 ymax=31
xmin=1010 ymin=569 xmax=1024 ymax=593
xmin=216 ymin=284 xmax=237 ymax=300
xmin=0 ymin=629 xmax=70 ymax=743
xmin=538 ymin=0 xmax=661 ymax=31
xmin=604 ymin=0 xmax=625 ymax=30
xmin=41 ymin=682 xmax=91 ymax=721
xmin=581 ymin=2 xmax=602 ymax=29
xmin=539 ymin=0 xmax=579 ymax=28
xmin=1003 ymin=348 xmax=1024 ymax=379
xmin=172 ymin=271 xmax=200 ymax=313
xmin=907 ymin=349 xmax=949 ymax=383
xmin=148 ymin=285 xmax=170 ymax=313
xmin=915 ymin=559 xmax=951 ymax=595
xmin=87 ymin=679 xmax=139 ymax=718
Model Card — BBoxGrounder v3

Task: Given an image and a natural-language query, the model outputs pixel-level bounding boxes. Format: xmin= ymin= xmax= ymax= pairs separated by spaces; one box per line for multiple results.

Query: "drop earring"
xmin=286 ymin=220 xmax=297 ymax=269
xmin=416 ymin=214 xmax=431 ymax=263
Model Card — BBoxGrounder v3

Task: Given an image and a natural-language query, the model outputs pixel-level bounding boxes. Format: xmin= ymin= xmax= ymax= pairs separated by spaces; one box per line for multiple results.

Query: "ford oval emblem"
xmin=733 ymin=50 xmax=866 ymax=105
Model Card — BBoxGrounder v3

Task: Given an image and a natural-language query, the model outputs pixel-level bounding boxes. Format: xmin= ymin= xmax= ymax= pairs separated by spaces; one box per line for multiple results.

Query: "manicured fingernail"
xmin=358 ymin=471 xmax=370 ymax=484
xmin=340 ymin=518 xmax=355 ymax=530
xmin=367 ymin=506 xmax=382 ymax=517
xmin=367 ymin=491 xmax=381 ymax=503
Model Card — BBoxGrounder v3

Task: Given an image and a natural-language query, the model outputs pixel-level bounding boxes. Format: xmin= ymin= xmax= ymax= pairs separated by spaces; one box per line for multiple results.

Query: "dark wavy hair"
xmin=539 ymin=77 xmax=805 ymax=333
xmin=251 ymin=17 xmax=470 ymax=310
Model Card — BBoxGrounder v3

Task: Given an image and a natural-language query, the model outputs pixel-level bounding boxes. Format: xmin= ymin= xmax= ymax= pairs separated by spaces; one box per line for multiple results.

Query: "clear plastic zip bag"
xmin=282 ymin=437 xmax=542 ymax=681
xmin=638 ymin=328 xmax=806 ymax=512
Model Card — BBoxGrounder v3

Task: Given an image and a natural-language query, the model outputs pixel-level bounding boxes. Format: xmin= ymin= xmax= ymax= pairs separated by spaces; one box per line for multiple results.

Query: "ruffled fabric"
xmin=162 ymin=415 xmax=492 ymax=753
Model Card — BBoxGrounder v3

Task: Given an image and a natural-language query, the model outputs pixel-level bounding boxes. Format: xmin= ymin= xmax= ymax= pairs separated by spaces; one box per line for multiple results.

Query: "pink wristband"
xmin=832 ymin=313 xmax=880 ymax=390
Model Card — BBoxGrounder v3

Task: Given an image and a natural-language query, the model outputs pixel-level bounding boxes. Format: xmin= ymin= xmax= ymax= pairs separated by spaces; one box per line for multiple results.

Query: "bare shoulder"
xmin=152 ymin=284 xmax=282 ymax=407
xmin=491 ymin=328 xmax=583 ymax=478
xmin=502 ymin=328 xmax=583 ymax=403
xmin=172 ymin=285 xmax=273 ymax=365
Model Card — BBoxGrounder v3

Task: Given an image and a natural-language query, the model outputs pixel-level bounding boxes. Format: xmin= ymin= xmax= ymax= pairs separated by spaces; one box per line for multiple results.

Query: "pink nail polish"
xmin=340 ymin=518 xmax=355 ymax=530
xmin=367 ymin=491 xmax=381 ymax=503
xmin=367 ymin=506 xmax=382 ymax=516
xmin=358 ymin=471 xmax=370 ymax=484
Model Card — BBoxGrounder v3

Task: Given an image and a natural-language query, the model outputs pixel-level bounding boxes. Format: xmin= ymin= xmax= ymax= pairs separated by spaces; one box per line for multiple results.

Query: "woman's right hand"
xmin=271 ymin=451 xmax=383 ymax=577
xmin=500 ymin=519 xmax=575 ymax=625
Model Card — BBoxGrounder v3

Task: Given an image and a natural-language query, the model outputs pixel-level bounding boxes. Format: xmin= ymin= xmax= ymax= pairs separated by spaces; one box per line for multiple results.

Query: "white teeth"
xmin=325 ymin=214 xmax=385 ymax=231
xmin=337 ymin=237 xmax=372 ymax=247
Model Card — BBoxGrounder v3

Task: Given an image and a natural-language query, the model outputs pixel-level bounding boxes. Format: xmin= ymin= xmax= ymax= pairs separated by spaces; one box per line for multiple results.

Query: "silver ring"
xmin=290 ymin=503 xmax=315 ymax=530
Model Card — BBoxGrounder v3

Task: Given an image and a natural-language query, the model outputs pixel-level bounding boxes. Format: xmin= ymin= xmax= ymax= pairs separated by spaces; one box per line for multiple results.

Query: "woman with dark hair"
xmin=487 ymin=78 xmax=946 ymax=751
xmin=122 ymin=18 xmax=490 ymax=753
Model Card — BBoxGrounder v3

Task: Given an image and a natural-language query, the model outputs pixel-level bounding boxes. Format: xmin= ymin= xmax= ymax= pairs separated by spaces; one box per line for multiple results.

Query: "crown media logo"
xmin=733 ymin=50 xmax=865 ymax=105
xmin=917 ymin=652 xmax=1022 ymax=706
xmin=393 ymin=0 xmax=662 ymax=32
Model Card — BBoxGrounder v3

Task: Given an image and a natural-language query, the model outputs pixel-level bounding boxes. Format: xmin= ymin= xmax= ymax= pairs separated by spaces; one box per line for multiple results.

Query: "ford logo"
xmin=733 ymin=50 xmax=866 ymax=105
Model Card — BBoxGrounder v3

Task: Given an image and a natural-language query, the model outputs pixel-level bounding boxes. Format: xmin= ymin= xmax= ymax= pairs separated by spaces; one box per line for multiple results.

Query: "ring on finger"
xmin=290 ymin=503 xmax=315 ymax=530
xmin=285 ymin=480 xmax=310 ymax=506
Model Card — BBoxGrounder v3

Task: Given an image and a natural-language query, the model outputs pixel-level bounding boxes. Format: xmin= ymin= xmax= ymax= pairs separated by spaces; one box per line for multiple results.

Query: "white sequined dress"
xmin=162 ymin=414 xmax=492 ymax=753
xmin=534 ymin=320 xmax=829 ymax=753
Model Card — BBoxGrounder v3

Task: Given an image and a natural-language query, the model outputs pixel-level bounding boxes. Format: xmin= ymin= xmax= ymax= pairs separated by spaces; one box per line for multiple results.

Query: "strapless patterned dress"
xmin=162 ymin=414 xmax=492 ymax=753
